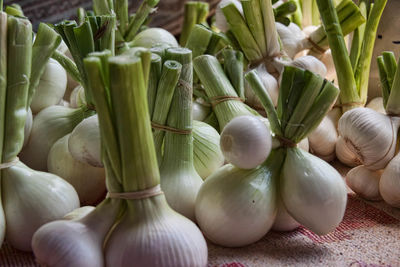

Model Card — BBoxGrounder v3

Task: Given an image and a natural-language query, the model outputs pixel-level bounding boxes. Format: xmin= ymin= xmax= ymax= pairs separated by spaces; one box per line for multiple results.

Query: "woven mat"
xmin=1 ymin=163 xmax=400 ymax=266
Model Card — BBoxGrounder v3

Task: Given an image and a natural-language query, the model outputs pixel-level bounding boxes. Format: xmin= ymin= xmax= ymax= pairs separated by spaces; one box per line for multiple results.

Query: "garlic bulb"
xmin=290 ymin=56 xmax=327 ymax=78
xmin=32 ymin=199 xmax=120 ymax=267
xmin=245 ymin=64 xmax=279 ymax=109
xmin=366 ymin=97 xmax=386 ymax=114
xmin=380 ymin=153 xmax=400 ymax=207
xmin=220 ymin=115 xmax=272 ymax=169
xmin=297 ymin=137 xmax=309 ymax=152
xmin=215 ymin=0 xmax=243 ymax=32
xmin=336 ymin=136 xmax=361 ymax=167
xmin=308 ymin=115 xmax=338 ymax=161
xmin=68 ymin=115 xmax=102 ymax=167
xmin=48 ymin=135 xmax=106 ymax=205
xmin=195 ymin=150 xmax=283 ymax=247
xmin=23 ymin=107 xmax=33 ymax=148
xmin=105 ymin=195 xmax=208 ymax=266
xmin=30 ymin=59 xmax=67 ymax=114
xmin=63 ymin=206 xmax=95 ymax=221
xmin=276 ymin=22 xmax=307 ymax=59
xmin=346 ymin=166 xmax=382 ymax=201
xmin=337 ymin=108 xmax=400 ymax=170
xmin=69 ymin=85 xmax=86 ymax=109
xmin=281 ymin=148 xmax=347 ymax=235
xmin=192 ymin=99 xmax=211 ymax=122
xmin=2 ymin=162 xmax=79 ymax=251
xmin=193 ymin=120 xmax=224 ymax=179
xmin=272 ymin=194 xmax=300 ymax=232
xmin=19 ymin=106 xmax=90 ymax=171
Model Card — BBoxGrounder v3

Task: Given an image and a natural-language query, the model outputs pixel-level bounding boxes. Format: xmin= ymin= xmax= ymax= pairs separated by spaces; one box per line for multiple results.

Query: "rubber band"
xmin=307 ymin=37 xmax=326 ymax=54
xmin=151 ymin=121 xmax=192 ymax=135
xmin=276 ymin=136 xmax=297 ymax=148
xmin=107 ymin=184 xmax=164 ymax=200
xmin=209 ymin=95 xmax=244 ymax=107
xmin=0 ymin=157 xmax=19 ymax=170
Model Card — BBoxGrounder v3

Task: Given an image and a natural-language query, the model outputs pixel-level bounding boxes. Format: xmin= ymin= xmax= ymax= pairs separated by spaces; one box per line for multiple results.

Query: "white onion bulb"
xmin=220 ymin=115 xmax=272 ymax=169
xmin=30 ymin=59 xmax=67 ymax=114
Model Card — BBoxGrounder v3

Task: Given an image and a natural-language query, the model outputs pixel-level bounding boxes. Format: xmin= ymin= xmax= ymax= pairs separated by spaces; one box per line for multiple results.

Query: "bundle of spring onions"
xmin=195 ymin=65 xmax=346 ymax=247
xmin=0 ymin=11 xmax=79 ymax=251
xmin=32 ymin=48 xmax=208 ymax=267
xmin=341 ymin=51 xmax=400 ymax=207
xmin=19 ymin=14 xmax=120 ymax=206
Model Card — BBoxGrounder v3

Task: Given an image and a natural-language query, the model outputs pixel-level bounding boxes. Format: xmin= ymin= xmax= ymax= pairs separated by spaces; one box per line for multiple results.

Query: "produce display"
xmin=0 ymin=0 xmax=398 ymax=266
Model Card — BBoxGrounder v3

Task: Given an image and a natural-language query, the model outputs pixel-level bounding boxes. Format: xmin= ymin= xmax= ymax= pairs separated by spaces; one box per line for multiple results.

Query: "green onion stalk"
xmin=316 ymin=0 xmax=387 ymax=112
xmin=158 ymin=48 xmax=204 ymax=221
xmin=19 ymin=14 xmax=114 ymax=171
xmin=0 ymin=12 xmax=80 ymax=251
xmin=179 ymin=1 xmax=209 ymax=47
xmin=195 ymin=65 xmax=346 ymax=248
xmin=148 ymin=47 xmax=224 ymax=182
xmin=194 ymin=53 xmax=258 ymax=131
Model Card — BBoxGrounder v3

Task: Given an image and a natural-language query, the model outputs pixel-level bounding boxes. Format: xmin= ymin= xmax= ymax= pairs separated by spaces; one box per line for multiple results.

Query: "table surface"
xmin=1 ymin=162 xmax=400 ymax=267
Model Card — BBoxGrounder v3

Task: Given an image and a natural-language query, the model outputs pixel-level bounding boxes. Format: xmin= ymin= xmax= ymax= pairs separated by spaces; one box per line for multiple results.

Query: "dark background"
xmin=4 ymin=0 xmax=219 ymax=34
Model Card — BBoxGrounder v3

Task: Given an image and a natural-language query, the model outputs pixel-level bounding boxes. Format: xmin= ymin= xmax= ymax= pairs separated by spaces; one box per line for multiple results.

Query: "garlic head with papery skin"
xmin=337 ymin=108 xmax=399 ymax=170
xmin=281 ymin=148 xmax=347 ymax=235
xmin=276 ymin=22 xmax=306 ymax=59
xmin=220 ymin=115 xmax=272 ymax=169
xmin=308 ymin=115 xmax=338 ymax=162
xmin=105 ymin=195 xmax=208 ymax=267
xmin=68 ymin=114 xmax=102 ymax=167
xmin=30 ymin=59 xmax=67 ymax=114
xmin=32 ymin=199 xmax=120 ymax=267
xmin=245 ymin=65 xmax=279 ymax=109
xmin=379 ymin=153 xmax=400 ymax=208
xmin=48 ymin=134 xmax=106 ymax=205
xmin=2 ymin=162 xmax=79 ymax=251
xmin=336 ymin=136 xmax=362 ymax=168
xmin=346 ymin=166 xmax=382 ymax=201
xmin=290 ymin=56 xmax=327 ymax=78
